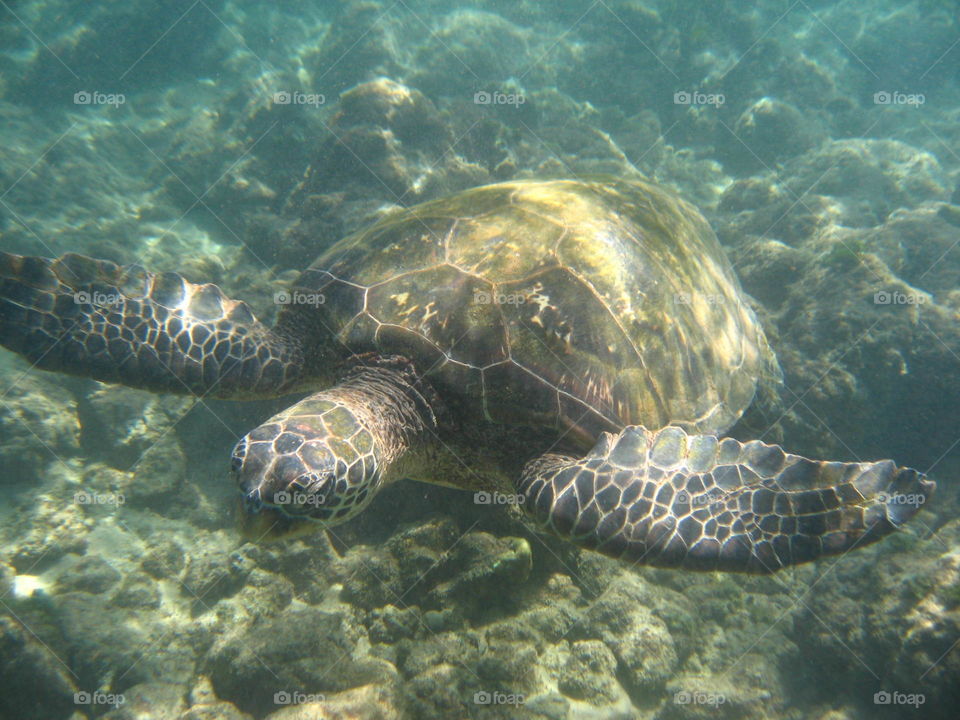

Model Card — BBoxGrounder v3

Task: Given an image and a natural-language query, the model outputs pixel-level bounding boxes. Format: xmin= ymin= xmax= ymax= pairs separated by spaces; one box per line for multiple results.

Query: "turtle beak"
xmin=235 ymin=496 xmax=319 ymax=542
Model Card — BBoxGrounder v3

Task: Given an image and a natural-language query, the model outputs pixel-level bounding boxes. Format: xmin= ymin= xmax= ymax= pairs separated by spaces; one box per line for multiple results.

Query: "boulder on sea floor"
xmin=0 ymin=373 xmax=81 ymax=483
xmin=204 ymin=603 xmax=398 ymax=717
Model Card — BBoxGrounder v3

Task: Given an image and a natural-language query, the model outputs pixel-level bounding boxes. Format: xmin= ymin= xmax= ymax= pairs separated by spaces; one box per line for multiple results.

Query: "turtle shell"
xmin=287 ymin=177 xmax=773 ymax=446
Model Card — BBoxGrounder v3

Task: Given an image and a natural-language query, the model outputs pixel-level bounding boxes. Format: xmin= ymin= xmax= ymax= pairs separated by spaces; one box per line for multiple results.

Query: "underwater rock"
xmin=0 ymin=562 xmax=12 ymax=598
xmin=9 ymin=0 xmax=224 ymax=104
xmin=141 ymin=537 xmax=187 ymax=579
xmin=261 ymin=683 xmax=400 ymax=720
xmin=722 ymin=184 xmax=960 ymax=465
xmin=778 ymin=515 xmax=955 ymax=719
xmin=812 ymin=711 xmax=858 ymax=720
xmin=887 ymin=543 xmax=960 ymax=719
xmin=725 ymin=237 xmax=812 ymax=310
xmin=425 ymin=533 xmax=533 ymax=616
xmin=82 ymin=386 xmax=191 ymax=471
xmin=397 ymin=631 xmax=483 ymax=718
xmin=337 ymin=78 xmax=449 ymax=147
xmin=475 ymin=636 xmax=540 ymax=697
xmin=587 ymin=601 xmax=678 ymax=696
xmin=290 ymin=76 xmax=487 ymax=213
xmin=180 ymin=703 xmax=255 ymax=720
xmin=180 ymin=550 xmax=251 ymax=613
xmin=205 ymin=604 xmax=397 ymax=717
xmin=338 ymin=515 xmax=532 ymax=622
xmin=789 ymin=260 xmax=953 ymax=463
xmin=0 ymin=613 xmax=79 ymax=720
xmin=718 ymin=139 xmax=950 ymax=242
xmin=660 ymin=665 xmax=776 ymax=720
xmin=189 ymin=675 xmax=219 ymax=706
xmin=549 ymin=573 xmax=685 ymax=703
xmin=302 ymin=1 xmax=404 ymax=93
xmin=56 ymin=589 xmax=196 ymax=689
xmin=566 ymin=0 xmax=675 ymax=116
xmin=512 ymin=88 xmax=648 ymax=178
xmin=0 ymin=373 xmax=81 ymax=483
xmin=179 ymin=675 xmax=255 ymax=720
xmin=409 ymin=9 xmax=537 ymax=97
xmin=254 ymin=200 xmax=344 ymax=270
xmin=9 ymin=491 xmax=93 ymax=571
xmin=227 ymin=567 xmax=295 ymax=618
xmin=557 ymin=639 xmax=623 ymax=705
xmin=337 ymin=544 xmax=405 ymax=612
xmin=730 ymin=97 xmax=822 ymax=171
xmin=109 ymin=570 xmax=162 ymax=610
xmin=55 ymin=555 xmax=122 ymax=595
xmin=783 ymin=139 xmax=950 ymax=225
xmin=127 ymin=435 xmax=188 ymax=510
xmin=263 ymin=535 xmax=342 ymax=604
xmin=847 ymin=2 xmax=958 ymax=92
xmin=858 ymin=201 xmax=960 ymax=298
xmin=99 ymin=682 xmax=187 ymax=719
xmin=512 ymin=573 xmax=583 ymax=643
xmin=367 ymin=604 xmax=421 ymax=644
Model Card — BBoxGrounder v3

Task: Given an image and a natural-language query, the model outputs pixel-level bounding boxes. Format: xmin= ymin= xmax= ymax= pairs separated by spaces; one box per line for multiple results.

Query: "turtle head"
xmin=231 ymin=394 xmax=383 ymax=541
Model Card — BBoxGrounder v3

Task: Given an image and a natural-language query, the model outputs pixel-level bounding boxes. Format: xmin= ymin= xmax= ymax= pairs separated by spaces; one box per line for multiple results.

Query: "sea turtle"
xmin=0 ymin=177 xmax=934 ymax=573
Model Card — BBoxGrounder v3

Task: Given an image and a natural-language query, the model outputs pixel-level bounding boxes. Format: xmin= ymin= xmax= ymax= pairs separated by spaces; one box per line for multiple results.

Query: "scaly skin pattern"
xmin=234 ymin=393 xmax=381 ymax=531
xmin=234 ymin=365 xmax=437 ymax=541
xmin=518 ymin=425 xmax=934 ymax=573
xmin=0 ymin=252 xmax=303 ymax=397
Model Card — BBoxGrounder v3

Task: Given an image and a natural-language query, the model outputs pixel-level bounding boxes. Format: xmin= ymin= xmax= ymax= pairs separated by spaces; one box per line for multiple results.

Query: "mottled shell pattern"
xmin=284 ymin=177 xmax=773 ymax=446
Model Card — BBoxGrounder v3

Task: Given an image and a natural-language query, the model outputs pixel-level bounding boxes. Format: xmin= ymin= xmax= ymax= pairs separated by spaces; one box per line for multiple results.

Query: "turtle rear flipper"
xmin=0 ymin=252 xmax=303 ymax=397
xmin=519 ymin=426 xmax=935 ymax=574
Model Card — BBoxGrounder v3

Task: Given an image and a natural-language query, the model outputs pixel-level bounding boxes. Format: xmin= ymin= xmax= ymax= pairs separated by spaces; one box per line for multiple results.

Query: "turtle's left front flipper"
xmin=0 ymin=252 xmax=303 ymax=398
xmin=518 ymin=426 xmax=934 ymax=574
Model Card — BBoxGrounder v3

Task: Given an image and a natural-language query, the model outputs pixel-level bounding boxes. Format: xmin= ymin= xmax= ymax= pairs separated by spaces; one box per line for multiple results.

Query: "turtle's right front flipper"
xmin=519 ymin=426 xmax=935 ymax=574
xmin=0 ymin=252 xmax=303 ymax=398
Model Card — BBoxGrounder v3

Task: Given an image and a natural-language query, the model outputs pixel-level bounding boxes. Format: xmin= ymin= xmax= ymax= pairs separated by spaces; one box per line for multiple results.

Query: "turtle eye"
xmin=290 ymin=473 xmax=311 ymax=492
xmin=291 ymin=472 xmax=330 ymax=495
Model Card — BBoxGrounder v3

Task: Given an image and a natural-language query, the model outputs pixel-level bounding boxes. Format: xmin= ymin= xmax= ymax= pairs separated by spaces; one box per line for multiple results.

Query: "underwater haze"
xmin=0 ymin=0 xmax=958 ymax=718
